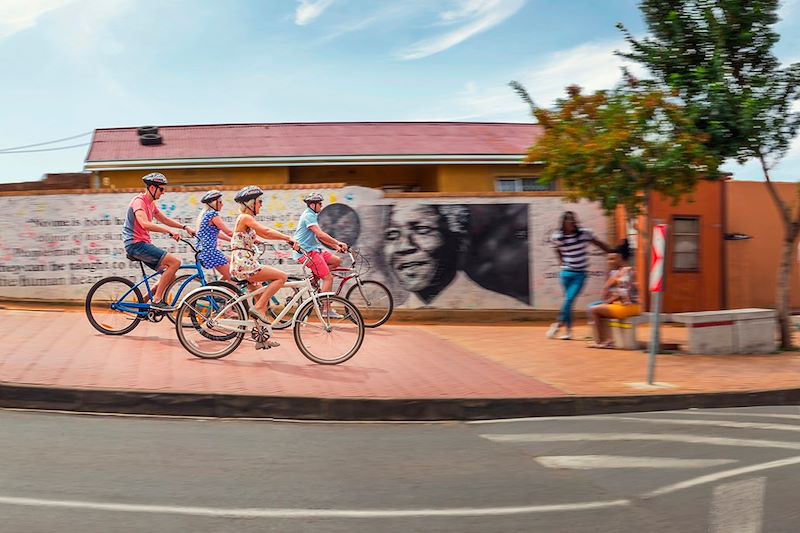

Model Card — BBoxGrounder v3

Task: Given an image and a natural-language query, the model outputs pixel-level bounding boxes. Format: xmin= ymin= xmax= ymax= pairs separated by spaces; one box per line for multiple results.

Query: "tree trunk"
xmin=776 ymin=235 xmax=795 ymax=350
xmin=758 ymin=156 xmax=798 ymax=351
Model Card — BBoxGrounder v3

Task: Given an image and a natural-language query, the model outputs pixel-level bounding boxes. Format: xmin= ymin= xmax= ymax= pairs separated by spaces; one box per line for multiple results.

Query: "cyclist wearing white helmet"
xmin=194 ymin=189 xmax=234 ymax=281
xmin=293 ymin=192 xmax=348 ymax=318
xmin=122 ymin=172 xmax=196 ymax=311
xmin=230 ymin=186 xmax=300 ymax=338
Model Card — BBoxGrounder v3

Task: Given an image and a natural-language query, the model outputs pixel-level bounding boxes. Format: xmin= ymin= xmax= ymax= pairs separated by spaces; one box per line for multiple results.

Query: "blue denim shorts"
xmin=125 ymin=242 xmax=167 ymax=271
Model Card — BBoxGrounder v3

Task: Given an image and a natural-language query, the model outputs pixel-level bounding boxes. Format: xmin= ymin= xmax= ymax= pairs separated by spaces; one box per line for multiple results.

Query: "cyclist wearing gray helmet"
xmin=230 ymin=186 xmax=300 ymax=341
xmin=293 ymin=192 xmax=348 ymax=318
xmin=194 ymin=189 xmax=234 ymax=281
xmin=122 ymin=172 xmax=196 ymax=311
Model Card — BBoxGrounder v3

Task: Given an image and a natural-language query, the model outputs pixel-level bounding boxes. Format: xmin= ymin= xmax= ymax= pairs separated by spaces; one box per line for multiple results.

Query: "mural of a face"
xmin=318 ymin=203 xmax=361 ymax=245
xmin=383 ymin=205 xmax=447 ymax=292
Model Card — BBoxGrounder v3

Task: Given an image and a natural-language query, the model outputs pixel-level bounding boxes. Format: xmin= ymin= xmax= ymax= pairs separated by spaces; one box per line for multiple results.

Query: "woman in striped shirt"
xmin=547 ymin=211 xmax=611 ymax=340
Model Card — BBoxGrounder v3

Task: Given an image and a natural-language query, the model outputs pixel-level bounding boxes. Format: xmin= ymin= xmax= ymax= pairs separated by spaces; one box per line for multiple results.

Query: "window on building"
xmin=673 ymin=217 xmax=700 ymax=272
xmin=494 ymin=177 xmax=554 ymax=192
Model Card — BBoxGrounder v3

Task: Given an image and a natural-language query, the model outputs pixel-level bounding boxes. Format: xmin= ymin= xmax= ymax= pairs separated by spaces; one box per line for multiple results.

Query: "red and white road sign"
xmin=649 ymin=224 xmax=667 ymax=292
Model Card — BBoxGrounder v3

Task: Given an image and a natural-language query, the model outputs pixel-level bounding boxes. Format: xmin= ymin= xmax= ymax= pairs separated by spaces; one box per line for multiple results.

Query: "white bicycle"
xmin=173 ymin=252 xmax=365 ymax=364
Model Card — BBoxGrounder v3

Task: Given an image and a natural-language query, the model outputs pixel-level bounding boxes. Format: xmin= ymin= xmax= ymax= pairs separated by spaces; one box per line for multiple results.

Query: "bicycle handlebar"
xmin=179 ymin=238 xmax=200 ymax=253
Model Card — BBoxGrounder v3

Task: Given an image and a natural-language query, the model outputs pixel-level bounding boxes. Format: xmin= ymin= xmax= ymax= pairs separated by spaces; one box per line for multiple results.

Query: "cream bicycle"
xmin=173 ymin=249 xmax=365 ymax=364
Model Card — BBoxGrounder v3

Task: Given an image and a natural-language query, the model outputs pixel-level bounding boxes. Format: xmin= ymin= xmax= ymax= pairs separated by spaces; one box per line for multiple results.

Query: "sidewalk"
xmin=2 ymin=308 xmax=800 ymax=420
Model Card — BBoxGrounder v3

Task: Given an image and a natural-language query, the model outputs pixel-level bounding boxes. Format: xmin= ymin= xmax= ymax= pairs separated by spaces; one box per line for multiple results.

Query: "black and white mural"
xmin=319 ymin=202 xmax=531 ymax=309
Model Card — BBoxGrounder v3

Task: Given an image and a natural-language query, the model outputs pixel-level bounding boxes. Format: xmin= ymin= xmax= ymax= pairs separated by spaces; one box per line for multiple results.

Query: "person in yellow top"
xmin=589 ymin=240 xmax=641 ymax=348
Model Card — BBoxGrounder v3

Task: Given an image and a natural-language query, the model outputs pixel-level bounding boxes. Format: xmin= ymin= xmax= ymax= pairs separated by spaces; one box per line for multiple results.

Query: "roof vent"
xmin=137 ymin=125 xmax=162 ymax=146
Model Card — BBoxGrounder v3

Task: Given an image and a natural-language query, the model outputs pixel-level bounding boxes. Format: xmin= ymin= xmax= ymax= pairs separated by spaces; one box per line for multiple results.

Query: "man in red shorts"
xmin=292 ymin=192 xmax=348 ymax=317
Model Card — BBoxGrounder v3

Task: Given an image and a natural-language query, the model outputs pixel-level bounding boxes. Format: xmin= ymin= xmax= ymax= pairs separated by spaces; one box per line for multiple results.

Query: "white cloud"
xmin=294 ymin=0 xmax=335 ymax=26
xmin=315 ymin=3 xmax=413 ymax=44
xmin=442 ymin=39 xmax=647 ymax=121
xmin=397 ymin=0 xmax=525 ymax=61
xmin=51 ymin=0 xmax=133 ymax=56
xmin=0 ymin=0 xmax=74 ymax=39
xmin=778 ymin=0 xmax=800 ymax=25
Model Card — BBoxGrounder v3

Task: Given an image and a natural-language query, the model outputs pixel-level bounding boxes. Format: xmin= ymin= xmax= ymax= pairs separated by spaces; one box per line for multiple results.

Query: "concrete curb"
xmin=3 ymin=381 xmax=800 ymax=420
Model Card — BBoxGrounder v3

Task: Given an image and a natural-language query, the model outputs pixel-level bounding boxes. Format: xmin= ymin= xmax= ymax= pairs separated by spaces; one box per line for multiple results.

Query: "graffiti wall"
xmin=0 ymin=187 xmax=377 ymax=301
xmin=0 ymin=188 xmax=608 ymax=309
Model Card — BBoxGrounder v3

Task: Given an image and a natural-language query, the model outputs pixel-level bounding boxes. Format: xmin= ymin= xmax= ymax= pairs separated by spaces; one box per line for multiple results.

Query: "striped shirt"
xmin=551 ymin=228 xmax=594 ymax=271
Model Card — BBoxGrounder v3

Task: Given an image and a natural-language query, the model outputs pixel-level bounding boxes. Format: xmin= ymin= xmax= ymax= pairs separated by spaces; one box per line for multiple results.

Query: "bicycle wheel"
xmin=172 ymin=282 xmax=241 ymax=342
xmin=163 ymin=274 xmax=204 ymax=324
xmin=345 ymin=280 xmax=394 ymax=328
xmin=268 ymin=284 xmax=301 ymax=330
xmin=293 ymin=295 xmax=364 ymax=365
xmin=85 ymin=276 xmax=143 ymax=335
xmin=174 ymin=288 xmax=246 ymax=359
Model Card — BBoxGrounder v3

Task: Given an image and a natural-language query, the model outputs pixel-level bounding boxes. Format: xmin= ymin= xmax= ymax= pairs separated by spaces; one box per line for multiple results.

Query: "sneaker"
xmin=546 ymin=323 xmax=560 ymax=339
xmin=249 ymin=308 xmax=271 ymax=323
xmin=255 ymin=339 xmax=280 ymax=350
xmin=150 ymin=300 xmax=174 ymax=312
xmin=559 ymin=330 xmax=573 ymax=340
xmin=323 ymin=309 xmax=344 ymax=319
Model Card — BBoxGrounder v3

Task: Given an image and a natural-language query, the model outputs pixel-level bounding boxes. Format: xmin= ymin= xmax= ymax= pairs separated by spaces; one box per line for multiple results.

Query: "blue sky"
xmin=0 ymin=0 xmax=798 ymax=184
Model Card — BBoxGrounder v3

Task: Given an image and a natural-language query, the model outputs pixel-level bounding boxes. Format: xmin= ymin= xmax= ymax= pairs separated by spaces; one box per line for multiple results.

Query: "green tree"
xmin=519 ymin=80 xmax=719 ymax=216
xmin=618 ymin=0 xmax=800 ymax=349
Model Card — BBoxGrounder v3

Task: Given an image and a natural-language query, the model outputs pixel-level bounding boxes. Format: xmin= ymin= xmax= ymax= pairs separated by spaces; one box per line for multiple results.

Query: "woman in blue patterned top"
xmin=194 ymin=190 xmax=234 ymax=280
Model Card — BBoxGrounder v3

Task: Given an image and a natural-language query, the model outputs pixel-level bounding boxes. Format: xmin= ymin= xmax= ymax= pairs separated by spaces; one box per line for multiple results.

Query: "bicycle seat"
xmin=126 ymin=254 xmax=141 ymax=263
xmin=230 ymin=277 xmax=250 ymax=287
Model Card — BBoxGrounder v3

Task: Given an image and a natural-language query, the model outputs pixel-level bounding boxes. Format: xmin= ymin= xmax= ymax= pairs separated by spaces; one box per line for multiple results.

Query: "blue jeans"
xmin=558 ymin=270 xmax=587 ymax=328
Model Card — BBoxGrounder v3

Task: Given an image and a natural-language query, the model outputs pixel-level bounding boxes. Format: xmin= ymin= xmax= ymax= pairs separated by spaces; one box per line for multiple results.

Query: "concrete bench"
xmin=670 ymin=308 xmax=776 ymax=354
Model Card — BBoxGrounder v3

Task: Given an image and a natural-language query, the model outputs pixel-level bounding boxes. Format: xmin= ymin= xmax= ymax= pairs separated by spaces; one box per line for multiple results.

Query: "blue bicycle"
xmin=85 ymin=239 xmax=236 ymax=335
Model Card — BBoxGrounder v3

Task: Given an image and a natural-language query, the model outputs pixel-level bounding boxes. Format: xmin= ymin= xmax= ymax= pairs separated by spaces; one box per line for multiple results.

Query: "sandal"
xmin=588 ymin=341 xmax=613 ymax=349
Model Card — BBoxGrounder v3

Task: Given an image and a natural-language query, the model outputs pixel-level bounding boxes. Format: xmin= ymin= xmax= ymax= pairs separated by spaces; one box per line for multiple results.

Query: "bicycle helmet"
xmin=201 ymin=189 xmax=223 ymax=205
xmin=142 ymin=172 xmax=168 ymax=186
xmin=303 ymin=192 xmax=323 ymax=204
xmin=234 ymin=185 xmax=264 ymax=204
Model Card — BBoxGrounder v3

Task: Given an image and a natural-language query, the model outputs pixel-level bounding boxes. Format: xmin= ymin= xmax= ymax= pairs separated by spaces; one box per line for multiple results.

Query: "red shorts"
xmin=298 ymin=250 xmax=333 ymax=279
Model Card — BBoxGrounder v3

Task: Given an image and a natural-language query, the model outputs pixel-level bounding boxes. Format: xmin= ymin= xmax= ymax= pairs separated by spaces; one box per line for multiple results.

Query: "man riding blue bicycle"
xmin=122 ymin=172 xmax=195 ymax=311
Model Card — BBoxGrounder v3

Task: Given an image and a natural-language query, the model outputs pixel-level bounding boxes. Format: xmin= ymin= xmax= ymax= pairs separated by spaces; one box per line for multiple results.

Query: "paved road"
xmin=3 ymin=406 xmax=800 ymax=532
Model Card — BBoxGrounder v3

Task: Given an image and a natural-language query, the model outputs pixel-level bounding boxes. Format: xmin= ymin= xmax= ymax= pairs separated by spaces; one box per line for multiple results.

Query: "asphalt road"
xmin=3 ymin=406 xmax=800 ymax=532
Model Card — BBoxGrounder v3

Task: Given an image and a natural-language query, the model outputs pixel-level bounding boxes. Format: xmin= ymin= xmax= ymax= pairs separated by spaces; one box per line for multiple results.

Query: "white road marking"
xmin=468 ymin=415 xmax=606 ymax=425
xmin=644 ymin=456 xmax=800 ymax=498
xmin=680 ymin=411 xmax=800 ymax=422
xmin=481 ymin=433 xmax=800 ymax=450
xmin=0 ymin=408 xmax=445 ymax=425
xmin=709 ymin=477 xmax=765 ymax=533
xmin=535 ymin=455 xmax=737 ymax=470
xmin=0 ymin=495 xmax=631 ymax=518
xmin=594 ymin=416 xmax=800 ymax=433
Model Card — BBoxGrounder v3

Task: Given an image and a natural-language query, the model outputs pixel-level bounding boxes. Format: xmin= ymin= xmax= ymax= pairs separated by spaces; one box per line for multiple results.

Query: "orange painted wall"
xmin=638 ymin=181 xmax=725 ymax=312
xmin=725 ymin=181 xmax=800 ymax=310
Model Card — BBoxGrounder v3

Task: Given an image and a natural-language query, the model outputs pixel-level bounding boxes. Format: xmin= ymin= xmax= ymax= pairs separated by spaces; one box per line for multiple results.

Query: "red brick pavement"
xmin=3 ymin=309 xmax=800 ymax=400
xmin=0 ymin=310 xmax=563 ymax=400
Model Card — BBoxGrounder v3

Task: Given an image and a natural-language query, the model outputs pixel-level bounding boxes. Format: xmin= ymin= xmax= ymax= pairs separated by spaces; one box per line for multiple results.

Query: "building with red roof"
xmin=83 ymin=122 xmax=546 ymax=192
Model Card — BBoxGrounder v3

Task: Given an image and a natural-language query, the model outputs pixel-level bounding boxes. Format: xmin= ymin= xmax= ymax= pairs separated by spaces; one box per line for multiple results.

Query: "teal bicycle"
xmin=85 ymin=239 xmax=235 ymax=335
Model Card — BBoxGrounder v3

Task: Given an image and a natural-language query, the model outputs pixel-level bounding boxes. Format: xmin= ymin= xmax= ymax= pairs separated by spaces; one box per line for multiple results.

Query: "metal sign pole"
xmin=647 ymin=291 xmax=662 ymax=385
xmin=647 ymin=223 xmax=667 ymax=385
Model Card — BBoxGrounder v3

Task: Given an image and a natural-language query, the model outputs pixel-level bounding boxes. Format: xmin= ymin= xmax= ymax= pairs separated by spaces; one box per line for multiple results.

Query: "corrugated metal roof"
xmin=85 ymin=122 xmax=542 ymax=163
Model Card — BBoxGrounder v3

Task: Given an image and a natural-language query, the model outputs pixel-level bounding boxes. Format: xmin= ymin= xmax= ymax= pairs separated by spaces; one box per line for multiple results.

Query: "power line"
xmin=0 ymin=131 xmax=93 ymax=153
xmin=0 ymin=142 xmax=91 ymax=154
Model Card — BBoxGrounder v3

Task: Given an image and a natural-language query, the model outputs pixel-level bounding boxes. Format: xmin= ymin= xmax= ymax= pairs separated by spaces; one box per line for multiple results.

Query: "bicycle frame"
xmin=111 ymin=240 xmax=209 ymax=317
xmin=197 ymin=277 xmax=335 ymax=335
xmin=307 ymin=251 xmax=363 ymax=297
